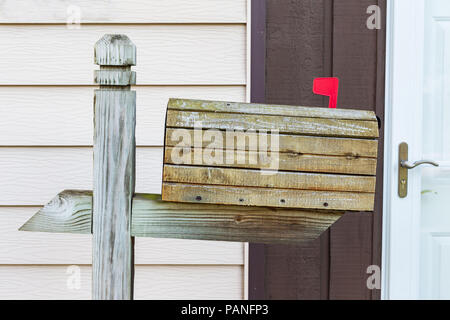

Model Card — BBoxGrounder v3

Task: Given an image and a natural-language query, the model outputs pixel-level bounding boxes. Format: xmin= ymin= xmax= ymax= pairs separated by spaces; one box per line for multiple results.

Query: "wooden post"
xmin=93 ymin=34 xmax=136 ymax=300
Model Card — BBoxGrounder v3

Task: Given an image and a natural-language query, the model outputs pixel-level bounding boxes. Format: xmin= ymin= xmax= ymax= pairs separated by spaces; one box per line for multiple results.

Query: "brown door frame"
xmin=249 ymin=0 xmax=386 ymax=300
xmin=248 ymin=0 xmax=266 ymax=300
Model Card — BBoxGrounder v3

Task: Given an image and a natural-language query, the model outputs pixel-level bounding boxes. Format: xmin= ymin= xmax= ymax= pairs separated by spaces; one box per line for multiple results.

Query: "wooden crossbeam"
xmin=19 ymin=190 xmax=344 ymax=245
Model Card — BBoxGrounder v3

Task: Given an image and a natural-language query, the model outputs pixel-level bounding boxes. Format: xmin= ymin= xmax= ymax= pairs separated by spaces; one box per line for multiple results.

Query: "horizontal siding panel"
xmin=0 ymin=25 xmax=246 ymax=85
xmin=135 ymin=238 xmax=244 ymax=266
xmin=134 ymin=265 xmax=243 ymax=300
xmin=0 ymin=265 xmax=92 ymax=300
xmin=0 ymin=0 xmax=247 ymax=23
xmin=0 ymin=147 xmax=163 ymax=205
xmin=0 ymin=207 xmax=244 ymax=265
xmin=0 ymin=86 xmax=246 ymax=146
xmin=0 ymin=265 xmax=243 ymax=299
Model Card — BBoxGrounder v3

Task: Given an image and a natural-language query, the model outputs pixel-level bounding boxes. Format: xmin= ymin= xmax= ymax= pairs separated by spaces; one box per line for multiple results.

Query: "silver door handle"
xmin=398 ymin=142 xmax=439 ymax=198
xmin=400 ymin=160 xmax=439 ymax=169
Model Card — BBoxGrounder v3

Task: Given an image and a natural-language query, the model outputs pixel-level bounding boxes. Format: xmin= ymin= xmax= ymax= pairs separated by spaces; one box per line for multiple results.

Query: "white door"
xmin=384 ymin=0 xmax=450 ymax=299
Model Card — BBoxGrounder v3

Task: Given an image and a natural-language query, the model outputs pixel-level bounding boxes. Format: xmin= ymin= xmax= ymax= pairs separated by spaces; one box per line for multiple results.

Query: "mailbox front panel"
xmin=162 ymin=99 xmax=379 ymax=211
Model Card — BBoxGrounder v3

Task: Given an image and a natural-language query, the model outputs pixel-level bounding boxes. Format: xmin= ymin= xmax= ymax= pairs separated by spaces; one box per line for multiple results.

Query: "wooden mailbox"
xmin=19 ymin=34 xmax=380 ymax=300
xmin=162 ymin=99 xmax=379 ymax=211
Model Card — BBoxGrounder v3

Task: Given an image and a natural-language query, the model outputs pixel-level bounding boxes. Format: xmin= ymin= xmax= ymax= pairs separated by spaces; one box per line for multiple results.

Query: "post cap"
xmin=94 ymin=34 xmax=136 ymax=66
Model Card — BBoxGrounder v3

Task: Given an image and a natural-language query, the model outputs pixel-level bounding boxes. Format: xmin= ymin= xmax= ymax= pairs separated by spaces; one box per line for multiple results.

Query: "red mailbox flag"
xmin=313 ymin=77 xmax=339 ymax=108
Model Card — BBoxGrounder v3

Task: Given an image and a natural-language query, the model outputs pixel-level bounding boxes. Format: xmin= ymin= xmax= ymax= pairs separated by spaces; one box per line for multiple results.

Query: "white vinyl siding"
xmin=0 ymin=25 xmax=246 ymax=85
xmin=0 ymin=0 xmax=248 ymax=300
xmin=0 ymin=0 xmax=246 ymax=24
xmin=0 ymin=265 xmax=243 ymax=300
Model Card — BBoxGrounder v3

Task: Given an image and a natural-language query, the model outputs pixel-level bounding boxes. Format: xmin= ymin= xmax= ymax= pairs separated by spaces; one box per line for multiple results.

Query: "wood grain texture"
xmin=163 ymin=98 xmax=378 ymax=210
xmin=93 ymin=89 xmax=136 ymax=299
xmin=0 ymin=25 xmax=245 ymax=85
xmin=163 ymin=165 xmax=376 ymax=192
xmin=168 ymin=98 xmax=377 ymax=120
xmin=165 ymin=129 xmax=378 ymax=157
xmin=0 ymin=265 xmax=243 ymax=300
xmin=132 ymin=193 xmax=343 ymax=244
xmin=92 ymin=89 xmax=136 ymax=300
xmin=19 ymin=190 xmax=343 ymax=245
xmin=164 ymin=147 xmax=377 ymax=175
xmin=0 ymin=0 xmax=247 ymax=23
xmin=162 ymin=183 xmax=375 ymax=211
xmin=94 ymin=69 xmax=136 ymax=86
xmin=166 ymin=110 xmax=379 ymax=138
xmin=0 ymin=86 xmax=245 ymax=146
xmin=92 ymin=35 xmax=136 ymax=300
xmin=19 ymin=190 xmax=92 ymax=234
xmin=95 ymin=35 xmax=137 ymax=66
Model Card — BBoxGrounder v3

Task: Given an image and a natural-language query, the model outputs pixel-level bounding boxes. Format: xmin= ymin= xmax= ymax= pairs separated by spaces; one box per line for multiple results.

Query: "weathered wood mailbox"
xmin=19 ymin=34 xmax=379 ymax=300
xmin=162 ymin=98 xmax=379 ymax=211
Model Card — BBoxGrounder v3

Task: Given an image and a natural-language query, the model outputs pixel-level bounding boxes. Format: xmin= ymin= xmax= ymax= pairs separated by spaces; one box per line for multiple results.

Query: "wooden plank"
xmin=92 ymin=35 xmax=135 ymax=300
xmin=168 ymin=98 xmax=378 ymax=121
xmin=162 ymin=183 xmax=375 ymax=211
xmin=0 ymin=0 xmax=247 ymax=24
xmin=165 ymin=129 xmax=378 ymax=157
xmin=0 ymin=265 xmax=243 ymax=300
xmin=132 ymin=194 xmax=343 ymax=244
xmin=163 ymin=165 xmax=376 ymax=193
xmin=0 ymin=86 xmax=246 ymax=146
xmin=164 ymin=147 xmax=377 ymax=175
xmin=2 ymin=207 xmax=244 ymax=265
xmin=19 ymin=190 xmax=344 ymax=245
xmin=166 ymin=110 xmax=379 ymax=138
xmin=0 ymin=25 xmax=246 ymax=85
xmin=19 ymin=190 xmax=91 ymax=234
